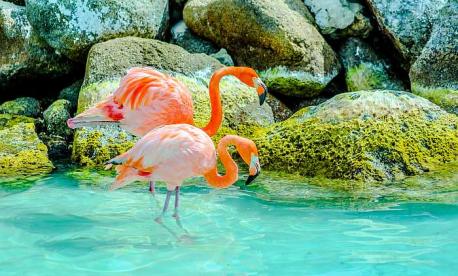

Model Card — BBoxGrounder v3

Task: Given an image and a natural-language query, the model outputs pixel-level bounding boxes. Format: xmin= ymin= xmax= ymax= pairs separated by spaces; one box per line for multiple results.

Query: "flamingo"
xmin=104 ymin=123 xmax=261 ymax=220
xmin=66 ymin=66 xmax=268 ymax=137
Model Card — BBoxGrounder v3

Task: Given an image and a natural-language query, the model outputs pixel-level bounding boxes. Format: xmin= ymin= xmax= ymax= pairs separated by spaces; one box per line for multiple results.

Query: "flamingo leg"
xmin=149 ymin=181 xmax=155 ymax=194
xmin=162 ymin=190 xmax=172 ymax=214
xmin=174 ymin=186 xmax=180 ymax=216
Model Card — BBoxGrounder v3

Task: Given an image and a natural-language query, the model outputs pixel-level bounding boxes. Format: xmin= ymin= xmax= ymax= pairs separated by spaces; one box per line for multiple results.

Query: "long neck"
xmin=201 ymin=67 xmax=237 ymax=137
xmin=204 ymin=136 xmax=239 ymax=188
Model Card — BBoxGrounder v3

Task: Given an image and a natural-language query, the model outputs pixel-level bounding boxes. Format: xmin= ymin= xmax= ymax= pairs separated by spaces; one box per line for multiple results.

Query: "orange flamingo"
xmin=67 ymin=66 xmax=267 ymax=137
xmin=105 ymin=124 xmax=261 ymax=219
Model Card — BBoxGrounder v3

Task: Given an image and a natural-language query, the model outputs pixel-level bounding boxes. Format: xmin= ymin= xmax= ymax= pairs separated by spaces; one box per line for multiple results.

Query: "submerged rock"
xmin=83 ymin=36 xmax=223 ymax=87
xmin=170 ymin=20 xmax=218 ymax=55
xmin=254 ymin=90 xmax=458 ymax=181
xmin=43 ymin=99 xmax=72 ymax=139
xmin=184 ymin=0 xmax=341 ymax=98
xmin=339 ymin=38 xmax=404 ymax=91
xmin=0 ymin=2 xmax=73 ymax=91
xmin=58 ymin=80 xmax=83 ymax=113
xmin=410 ymin=2 xmax=458 ymax=115
xmin=25 ymin=0 xmax=169 ymax=61
xmin=0 ymin=97 xmax=40 ymax=117
xmin=304 ymin=0 xmax=372 ymax=39
xmin=365 ymin=0 xmax=448 ymax=68
xmin=0 ymin=114 xmax=53 ymax=176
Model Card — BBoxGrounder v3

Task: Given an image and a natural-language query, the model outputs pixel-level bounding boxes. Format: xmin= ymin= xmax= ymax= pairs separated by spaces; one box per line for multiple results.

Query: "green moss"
xmin=0 ymin=97 xmax=41 ymax=117
xmin=346 ymin=63 xmax=403 ymax=92
xmin=411 ymin=84 xmax=458 ymax=115
xmin=0 ymin=120 xmax=53 ymax=176
xmin=71 ymin=127 xmax=137 ymax=167
xmin=254 ymin=90 xmax=458 ymax=182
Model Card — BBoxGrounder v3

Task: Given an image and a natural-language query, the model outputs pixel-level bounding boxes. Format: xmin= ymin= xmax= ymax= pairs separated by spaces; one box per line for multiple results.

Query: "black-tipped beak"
xmin=258 ymin=82 xmax=268 ymax=105
xmin=245 ymin=171 xmax=260 ymax=185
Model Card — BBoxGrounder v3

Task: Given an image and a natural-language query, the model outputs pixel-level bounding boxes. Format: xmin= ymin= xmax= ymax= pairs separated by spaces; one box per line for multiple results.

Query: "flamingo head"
xmin=67 ymin=97 xmax=124 ymax=129
xmin=234 ymin=137 xmax=261 ymax=185
xmin=232 ymin=67 xmax=268 ymax=105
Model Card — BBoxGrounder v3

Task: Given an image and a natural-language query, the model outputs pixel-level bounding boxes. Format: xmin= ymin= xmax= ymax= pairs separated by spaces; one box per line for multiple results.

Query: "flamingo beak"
xmin=254 ymin=78 xmax=268 ymax=105
xmin=246 ymin=155 xmax=261 ymax=185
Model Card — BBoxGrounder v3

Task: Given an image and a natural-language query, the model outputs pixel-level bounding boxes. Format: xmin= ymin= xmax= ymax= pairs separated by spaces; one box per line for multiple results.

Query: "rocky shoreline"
xmin=0 ymin=0 xmax=456 ymax=188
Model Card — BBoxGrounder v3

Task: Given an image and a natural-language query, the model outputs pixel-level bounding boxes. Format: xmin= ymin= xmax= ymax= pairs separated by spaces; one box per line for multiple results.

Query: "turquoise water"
xmin=1 ymin=171 xmax=458 ymax=275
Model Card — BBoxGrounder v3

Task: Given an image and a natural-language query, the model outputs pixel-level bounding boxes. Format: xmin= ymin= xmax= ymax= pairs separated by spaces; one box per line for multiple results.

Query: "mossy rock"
xmin=72 ymin=74 xmax=274 ymax=166
xmin=254 ymin=90 xmax=458 ymax=182
xmin=0 ymin=114 xmax=53 ymax=176
xmin=25 ymin=0 xmax=169 ymax=61
xmin=43 ymin=99 xmax=72 ymax=138
xmin=58 ymin=80 xmax=83 ymax=112
xmin=0 ymin=97 xmax=41 ymax=117
xmin=184 ymin=0 xmax=341 ymax=98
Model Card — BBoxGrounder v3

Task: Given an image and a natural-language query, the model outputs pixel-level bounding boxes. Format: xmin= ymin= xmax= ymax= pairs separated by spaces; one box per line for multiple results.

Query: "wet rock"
xmin=410 ymin=2 xmax=458 ymax=115
xmin=365 ymin=0 xmax=448 ymax=68
xmin=43 ymin=99 xmax=72 ymax=139
xmin=0 ymin=97 xmax=40 ymax=117
xmin=210 ymin=49 xmax=234 ymax=66
xmin=0 ymin=2 xmax=74 ymax=92
xmin=254 ymin=90 xmax=458 ymax=181
xmin=265 ymin=94 xmax=293 ymax=122
xmin=39 ymin=133 xmax=69 ymax=160
xmin=339 ymin=38 xmax=404 ymax=91
xmin=25 ymin=0 xmax=169 ymax=61
xmin=58 ymin=80 xmax=83 ymax=113
xmin=170 ymin=20 xmax=218 ymax=54
xmin=4 ymin=0 xmax=23 ymax=5
xmin=304 ymin=0 xmax=372 ymax=39
xmin=83 ymin=36 xmax=223 ymax=87
xmin=0 ymin=114 xmax=53 ymax=176
xmin=184 ymin=0 xmax=341 ymax=98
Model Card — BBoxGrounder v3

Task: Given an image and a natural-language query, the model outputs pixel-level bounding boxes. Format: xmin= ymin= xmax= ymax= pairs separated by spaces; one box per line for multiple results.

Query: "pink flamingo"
xmin=105 ymin=124 xmax=261 ymax=219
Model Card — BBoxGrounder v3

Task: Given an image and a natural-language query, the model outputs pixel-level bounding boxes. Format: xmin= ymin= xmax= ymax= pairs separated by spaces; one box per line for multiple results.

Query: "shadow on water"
xmin=4 ymin=213 xmax=94 ymax=234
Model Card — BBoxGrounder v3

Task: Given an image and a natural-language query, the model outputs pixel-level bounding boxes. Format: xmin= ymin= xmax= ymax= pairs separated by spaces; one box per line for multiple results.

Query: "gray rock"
xmin=365 ymin=0 xmax=448 ymax=68
xmin=304 ymin=0 xmax=372 ymax=39
xmin=210 ymin=49 xmax=234 ymax=66
xmin=265 ymin=94 xmax=293 ymax=122
xmin=39 ymin=133 xmax=70 ymax=160
xmin=0 ymin=97 xmax=40 ymax=117
xmin=4 ymin=0 xmax=23 ymax=5
xmin=184 ymin=0 xmax=341 ymax=98
xmin=339 ymin=38 xmax=404 ymax=91
xmin=410 ymin=2 xmax=458 ymax=114
xmin=58 ymin=80 xmax=83 ymax=112
xmin=170 ymin=20 xmax=218 ymax=54
xmin=26 ymin=0 xmax=169 ymax=61
xmin=43 ymin=99 xmax=72 ymax=139
xmin=0 ymin=1 xmax=74 ymax=91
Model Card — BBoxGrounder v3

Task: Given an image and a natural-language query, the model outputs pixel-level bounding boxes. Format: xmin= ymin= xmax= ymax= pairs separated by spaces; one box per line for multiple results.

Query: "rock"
xmin=304 ymin=0 xmax=372 ymax=39
xmin=0 ymin=114 xmax=53 ymax=176
xmin=365 ymin=0 xmax=448 ymax=68
xmin=43 ymin=99 xmax=72 ymax=139
xmin=339 ymin=38 xmax=404 ymax=91
xmin=73 ymin=73 xmax=274 ymax=166
xmin=170 ymin=0 xmax=188 ymax=23
xmin=58 ymin=80 xmax=83 ymax=112
xmin=254 ymin=90 xmax=458 ymax=181
xmin=170 ymin=20 xmax=218 ymax=54
xmin=0 ymin=1 xmax=74 ymax=92
xmin=25 ymin=0 xmax=169 ymax=61
xmin=265 ymin=94 xmax=293 ymax=122
xmin=39 ymin=133 xmax=69 ymax=160
xmin=210 ymin=49 xmax=234 ymax=66
xmin=410 ymin=2 xmax=458 ymax=115
xmin=0 ymin=97 xmax=40 ymax=117
xmin=184 ymin=0 xmax=341 ymax=98
xmin=83 ymin=36 xmax=224 ymax=87
xmin=5 ymin=0 xmax=23 ymax=5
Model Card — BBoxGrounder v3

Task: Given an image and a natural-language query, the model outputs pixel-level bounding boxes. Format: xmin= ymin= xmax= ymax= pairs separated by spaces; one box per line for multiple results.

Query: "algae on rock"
xmin=254 ymin=90 xmax=458 ymax=182
xmin=0 ymin=114 xmax=53 ymax=176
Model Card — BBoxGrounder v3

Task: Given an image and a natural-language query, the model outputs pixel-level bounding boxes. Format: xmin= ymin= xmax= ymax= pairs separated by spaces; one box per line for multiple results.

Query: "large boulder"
xmin=0 ymin=114 xmax=53 ymax=176
xmin=82 ymin=36 xmax=224 ymax=87
xmin=365 ymin=0 xmax=448 ymax=68
xmin=72 ymin=37 xmax=274 ymax=166
xmin=339 ymin=38 xmax=404 ymax=91
xmin=303 ymin=0 xmax=372 ymax=39
xmin=170 ymin=20 xmax=218 ymax=55
xmin=183 ymin=0 xmax=341 ymax=98
xmin=254 ymin=90 xmax=458 ymax=181
xmin=25 ymin=0 xmax=169 ymax=61
xmin=0 ymin=97 xmax=40 ymax=117
xmin=43 ymin=99 xmax=72 ymax=139
xmin=410 ymin=2 xmax=458 ymax=115
xmin=0 ymin=1 xmax=73 ymax=93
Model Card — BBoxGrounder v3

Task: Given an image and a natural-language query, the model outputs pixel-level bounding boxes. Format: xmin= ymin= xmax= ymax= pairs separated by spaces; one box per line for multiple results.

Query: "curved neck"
xmin=204 ymin=135 xmax=239 ymax=188
xmin=201 ymin=67 xmax=238 ymax=137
